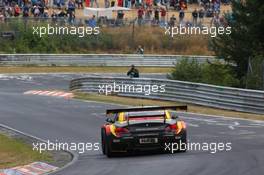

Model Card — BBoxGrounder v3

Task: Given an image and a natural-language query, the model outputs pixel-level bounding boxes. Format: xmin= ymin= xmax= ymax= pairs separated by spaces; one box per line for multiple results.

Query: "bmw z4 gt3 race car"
xmin=101 ymin=106 xmax=187 ymax=157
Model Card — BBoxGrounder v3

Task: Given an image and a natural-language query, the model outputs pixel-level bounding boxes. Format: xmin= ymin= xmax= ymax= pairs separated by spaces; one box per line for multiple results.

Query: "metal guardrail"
xmin=0 ymin=54 xmax=216 ymax=67
xmin=69 ymin=76 xmax=264 ymax=114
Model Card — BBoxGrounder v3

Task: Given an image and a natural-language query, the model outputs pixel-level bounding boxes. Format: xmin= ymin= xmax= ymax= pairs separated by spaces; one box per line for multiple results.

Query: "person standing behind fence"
xmin=85 ymin=0 xmax=90 ymax=7
xmin=198 ymin=8 xmax=204 ymax=24
xmin=14 ymin=4 xmax=20 ymax=17
xmin=169 ymin=14 xmax=176 ymax=27
xmin=68 ymin=0 xmax=75 ymax=13
xmin=137 ymin=6 xmax=144 ymax=26
xmin=137 ymin=45 xmax=144 ymax=54
xmin=0 ymin=11 xmax=4 ymax=22
xmin=154 ymin=7 xmax=159 ymax=25
xmin=77 ymin=0 xmax=83 ymax=9
xmin=22 ymin=3 xmax=30 ymax=17
xmin=160 ymin=7 xmax=166 ymax=26
xmin=88 ymin=15 xmax=97 ymax=27
xmin=104 ymin=0 xmax=110 ymax=7
xmin=90 ymin=0 xmax=99 ymax=7
xmin=117 ymin=0 xmax=123 ymax=7
xmin=179 ymin=8 xmax=184 ymax=25
xmin=127 ymin=0 xmax=131 ymax=8
xmin=145 ymin=6 xmax=152 ymax=24
xmin=192 ymin=8 xmax=198 ymax=26
xmin=67 ymin=0 xmax=75 ymax=24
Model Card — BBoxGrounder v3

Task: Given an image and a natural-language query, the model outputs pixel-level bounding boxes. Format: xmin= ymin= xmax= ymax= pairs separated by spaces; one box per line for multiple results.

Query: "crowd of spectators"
xmin=130 ymin=0 xmax=231 ymax=27
xmin=0 ymin=0 xmax=82 ymax=24
xmin=0 ymin=0 xmax=232 ymax=27
xmin=0 ymin=0 xmax=49 ymax=18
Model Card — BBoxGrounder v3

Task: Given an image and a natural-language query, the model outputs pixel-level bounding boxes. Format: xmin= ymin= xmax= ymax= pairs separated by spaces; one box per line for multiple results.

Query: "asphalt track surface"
xmin=0 ymin=73 xmax=264 ymax=175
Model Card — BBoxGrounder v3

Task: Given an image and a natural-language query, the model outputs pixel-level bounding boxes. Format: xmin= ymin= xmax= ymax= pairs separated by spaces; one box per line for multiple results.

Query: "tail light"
xmin=112 ymin=127 xmax=129 ymax=137
xmin=165 ymin=124 xmax=177 ymax=132
xmin=165 ymin=121 xmax=186 ymax=134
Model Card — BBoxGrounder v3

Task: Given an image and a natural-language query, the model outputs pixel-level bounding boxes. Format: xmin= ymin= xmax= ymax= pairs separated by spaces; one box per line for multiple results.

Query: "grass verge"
xmin=0 ymin=66 xmax=171 ymax=74
xmin=0 ymin=134 xmax=52 ymax=169
xmin=74 ymin=92 xmax=264 ymax=121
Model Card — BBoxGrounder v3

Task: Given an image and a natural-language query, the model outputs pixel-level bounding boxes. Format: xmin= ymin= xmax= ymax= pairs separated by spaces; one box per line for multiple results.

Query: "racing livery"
xmin=101 ymin=106 xmax=187 ymax=157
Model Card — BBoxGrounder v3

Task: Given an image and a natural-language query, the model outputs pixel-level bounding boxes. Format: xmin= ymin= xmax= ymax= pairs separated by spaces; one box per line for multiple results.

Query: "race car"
xmin=101 ymin=105 xmax=187 ymax=157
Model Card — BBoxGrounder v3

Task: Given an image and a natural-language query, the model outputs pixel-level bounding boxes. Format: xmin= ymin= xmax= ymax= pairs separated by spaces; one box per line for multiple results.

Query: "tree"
xmin=211 ymin=0 xmax=264 ymax=88
xmin=167 ymin=58 xmax=203 ymax=82
xmin=168 ymin=59 xmax=239 ymax=87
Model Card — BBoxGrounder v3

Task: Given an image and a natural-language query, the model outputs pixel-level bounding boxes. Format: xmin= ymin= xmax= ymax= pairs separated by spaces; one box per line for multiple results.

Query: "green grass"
xmin=0 ymin=134 xmax=52 ymax=169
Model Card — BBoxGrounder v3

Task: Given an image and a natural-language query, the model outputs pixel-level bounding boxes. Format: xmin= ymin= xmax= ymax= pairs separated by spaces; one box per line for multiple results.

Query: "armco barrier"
xmin=70 ymin=76 xmax=264 ymax=114
xmin=0 ymin=54 xmax=217 ymax=67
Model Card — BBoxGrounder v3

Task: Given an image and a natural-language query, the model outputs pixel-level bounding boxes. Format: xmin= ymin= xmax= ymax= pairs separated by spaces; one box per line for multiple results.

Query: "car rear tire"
xmin=105 ymin=135 xmax=114 ymax=157
xmin=101 ymin=128 xmax=106 ymax=155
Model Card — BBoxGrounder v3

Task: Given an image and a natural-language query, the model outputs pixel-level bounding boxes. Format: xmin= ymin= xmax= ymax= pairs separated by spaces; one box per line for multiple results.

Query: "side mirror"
xmin=106 ymin=118 xmax=114 ymax=123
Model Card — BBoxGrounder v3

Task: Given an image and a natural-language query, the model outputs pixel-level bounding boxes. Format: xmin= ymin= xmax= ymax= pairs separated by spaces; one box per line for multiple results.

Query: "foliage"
xmin=0 ymin=21 xmax=212 ymax=55
xmin=211 ymin=0 xmax=264 ymax=88
xmin=168 ymin=59 xmax=240 ymax=87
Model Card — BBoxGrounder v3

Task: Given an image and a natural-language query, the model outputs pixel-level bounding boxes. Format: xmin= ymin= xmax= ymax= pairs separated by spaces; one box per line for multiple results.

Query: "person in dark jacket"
xmin=127 ymin=65 xmax=139 ymax=78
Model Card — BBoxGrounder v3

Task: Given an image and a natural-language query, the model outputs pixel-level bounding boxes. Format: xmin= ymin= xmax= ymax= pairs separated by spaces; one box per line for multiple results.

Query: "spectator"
xmin=169 ymin=14 xmax=176 ymax=27
xmin=55 ymin=0 xmax=62 ymax=8
xmin=51 ymin=10 xmax=58 ymax=22
xmin=23 ymin=3 xmax=30 ymax=17
xmin=127 ymin=64 xmax=139 ymax=78
xmin=222 ymin=0 xmax=230 ymax=5
xmin=68 ymin=0 xmax=75 ymax=14
xmin=198 ymin=8 xmax=204 ymax=23
xmin=211 ymin=12 xmax=220 ymax=27
xmin=116 ymin=10 xmax=124 ymax=26
xmin=110 ymin=0 xmax=115 ymax=7
xmin=117 ymin=0 xmax=123 ymax=7
xmin=88 ymin=15 xmax=96 ymax=27
xmin=85 ymin=0 xmax=90 ymax=7
xmin=153 ymin=7 xmax=159 ymax=24
xmin=66 ymin=0 xmax=75 ymax=23
xmin=77 ymin=0 xmax=83 ymax=9
xmin=179 ymin=8 xmax=184 ymax=24
xmin=14 ymin=4 xmax=20 ymax=17
xmin=32 ymin=5 xmax=40 ymax=17
xmin=90 ymin=0 xmax=99 ymax=7
xmin=43 ymin=8 xmax=49 ymax=18
xmin=127 ymin=0 xmax=131 ymax=8
xmin=224 ymin=10 xmax=233 ymax=24
xmin=0 ymin=11 xmax=4 ymax=22
xmin=31 ymin=0 xmax=38 ymax=6
xmin=137 ymin=6 xmax=144 ymax=26
xmin=160 ymin=7 xmax=166 ymax=25
xmin=146 ymin=0 xmax=152 ymax=7
xmin=58 ymin=8 xmax=67 ymax=17
xmin=5 ymin=5 xmax=13 ymax=17
xmin=192 ymin=8 xmax=198 ymax=26
xmin=145 ymin=6 xmax=152 ymax=23
xmin=137 ymin=45 xmax=144 ymax=54
xmin=104 ymin=0 xmax=110 ymax=8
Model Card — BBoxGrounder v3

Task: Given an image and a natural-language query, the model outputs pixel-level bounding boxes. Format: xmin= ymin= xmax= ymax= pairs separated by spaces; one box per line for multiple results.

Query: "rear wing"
xmin=106 ymin=105 xmax=187 ymax=116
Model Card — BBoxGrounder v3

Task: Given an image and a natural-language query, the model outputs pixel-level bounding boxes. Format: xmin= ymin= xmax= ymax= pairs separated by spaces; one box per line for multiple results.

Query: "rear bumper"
xmin=109 ymin=131 xmax=186 ymax=152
